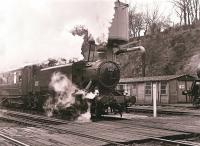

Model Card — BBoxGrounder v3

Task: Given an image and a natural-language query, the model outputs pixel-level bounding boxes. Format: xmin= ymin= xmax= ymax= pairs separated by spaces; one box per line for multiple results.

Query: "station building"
xmin=116 ymin=74 xmax=196 ymax=105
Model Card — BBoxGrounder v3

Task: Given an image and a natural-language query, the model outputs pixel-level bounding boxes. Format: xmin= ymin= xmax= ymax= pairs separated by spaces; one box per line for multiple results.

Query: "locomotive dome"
xmin=98 ymin=61 xmax=120 ymax=88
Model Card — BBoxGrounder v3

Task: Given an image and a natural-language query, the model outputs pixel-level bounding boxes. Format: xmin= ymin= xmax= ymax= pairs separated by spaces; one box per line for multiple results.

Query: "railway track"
xmin=0 ymin=109 xmax=69 ymax=125
xmin=1 ymin=109 xmax=200 ymax=145
xmin=0 ymin=109 xmax=125 ymax=146
xmin=149 ymin=137 xmax=200 ymax=146
xmin=0 ymin=131 xmax=30 ymax=146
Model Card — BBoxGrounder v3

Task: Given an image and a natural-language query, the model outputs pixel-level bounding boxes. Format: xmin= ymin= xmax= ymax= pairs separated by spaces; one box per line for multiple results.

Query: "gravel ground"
xmin=130 ymin=141 xmax=177 ymax=146
xmin=0 ymin=119 xmax=22 ymax=127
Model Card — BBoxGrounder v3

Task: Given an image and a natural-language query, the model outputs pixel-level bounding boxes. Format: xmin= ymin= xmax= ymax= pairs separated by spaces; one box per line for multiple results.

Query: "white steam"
xmin=183 ymin=53 xmax=200 ymax=74
xmin=49 ymin=72 xmax=77 ymax=107
xmin=0 ymin=0 xmax=115 ymax=71
xmin=77 ymin=103 xmax=92 ymax=122
xmin=43 ymin=72 xmax=77 ymax=117
xmin=77 ymin=89 xmax=99 ymax=122
xmin=44 ymin=72 xmax=98 ymax=121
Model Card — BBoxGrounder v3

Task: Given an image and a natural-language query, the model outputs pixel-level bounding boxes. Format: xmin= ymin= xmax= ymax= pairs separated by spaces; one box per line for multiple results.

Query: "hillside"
xmin=117 ymin=24 xmax=200 ymax=78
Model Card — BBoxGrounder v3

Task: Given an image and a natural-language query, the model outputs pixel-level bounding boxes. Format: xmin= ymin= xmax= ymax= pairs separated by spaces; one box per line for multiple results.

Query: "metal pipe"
xmin=85 ymin=80 xmax=93 ymax=91
xmin=126 ymin=46 xmax=145 ymax=53
xmin=119 ymin=41 xmax=138 ymax=48
xmin=115 ymin=46 xmax=145 ymax=55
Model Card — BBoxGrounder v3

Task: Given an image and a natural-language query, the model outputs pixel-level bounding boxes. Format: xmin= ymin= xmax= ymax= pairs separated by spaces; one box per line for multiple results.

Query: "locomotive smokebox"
xmin=72 ymin=60 xmax=120 ymax=92
xmin=108 ymin=0 xmax=129 ymax=46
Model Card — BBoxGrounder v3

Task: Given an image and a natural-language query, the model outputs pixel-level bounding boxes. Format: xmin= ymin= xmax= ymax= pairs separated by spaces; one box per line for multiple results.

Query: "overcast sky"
xmin=0 ymin=0 xmax=177 ymax=71
xmin=128 ymin=0 xmax=178 ymax=22
xmin=0 ymin=0 xmax=115 ymax=71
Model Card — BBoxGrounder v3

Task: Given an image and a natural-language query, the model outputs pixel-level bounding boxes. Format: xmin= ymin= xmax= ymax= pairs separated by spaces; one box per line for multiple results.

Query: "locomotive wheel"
xmin=90 ymin=100 xmax=104 ymax=118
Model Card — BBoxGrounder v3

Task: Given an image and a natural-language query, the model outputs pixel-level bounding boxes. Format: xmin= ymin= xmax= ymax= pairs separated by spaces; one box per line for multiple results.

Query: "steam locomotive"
xmin=0 ymin=59 xmax=135 ymax=118
xmin=0 ymin=0 xmax=141 ymax=118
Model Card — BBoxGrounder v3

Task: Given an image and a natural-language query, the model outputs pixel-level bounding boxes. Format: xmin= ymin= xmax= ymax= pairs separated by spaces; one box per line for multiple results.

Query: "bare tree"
xmin=129 ymin=5 xmax=137 ymax=37
xmin=192 ymin=0 xmax=200 ymax=23
xmin=143 ymin=6 xmax=171 ymax=35
xmin=129 ymin=11 xmax=144 ymax=37
xmin=172 ymin=0 xmax=187 ymax=25
xmin=129 ymin=4 xmax=171 ymax=37
xmin=172 ymin=0 xmax=200 ymax=26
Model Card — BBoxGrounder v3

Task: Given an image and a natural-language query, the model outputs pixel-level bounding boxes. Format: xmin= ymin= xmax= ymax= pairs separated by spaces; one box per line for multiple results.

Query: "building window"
xmin=118 ymin=84 xmax=124 ymax=90
xmin=161 ymin=81 xmax=167 ymax=95
xmin=126 ymin=84 xmax=131 ymax=96
xmin=132 ymin=83 xmax=136 ymax=89
xmin=145 ymin=82 xmax=151 ymax=95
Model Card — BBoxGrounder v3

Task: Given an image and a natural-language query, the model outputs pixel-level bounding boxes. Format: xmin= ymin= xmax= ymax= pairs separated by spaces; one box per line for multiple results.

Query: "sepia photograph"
xmin=0 ymin=0 xmax=200 ymax=145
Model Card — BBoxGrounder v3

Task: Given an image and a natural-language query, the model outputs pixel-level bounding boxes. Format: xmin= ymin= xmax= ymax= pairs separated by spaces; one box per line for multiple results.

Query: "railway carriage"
xmin=0 ymin=67 xmax=32 ymax=106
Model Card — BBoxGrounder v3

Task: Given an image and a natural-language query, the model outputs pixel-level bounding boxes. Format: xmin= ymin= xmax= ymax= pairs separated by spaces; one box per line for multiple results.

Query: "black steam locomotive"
xmin=0 ymin=60 xmax=135 ymax=118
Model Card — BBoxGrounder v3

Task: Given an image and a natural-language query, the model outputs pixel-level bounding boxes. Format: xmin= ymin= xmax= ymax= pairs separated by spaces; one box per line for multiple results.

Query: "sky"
xmin=128 ymin=0 xmax=178 ymax=23
xmin=0 ymin=0 xmax=176 ymax=71
xmin=0 ymin=0 xmax=115 ymax=71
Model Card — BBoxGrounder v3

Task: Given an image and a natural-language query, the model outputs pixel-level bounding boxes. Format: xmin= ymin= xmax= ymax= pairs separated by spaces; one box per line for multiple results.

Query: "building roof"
xmin=119 ymin=74 xmax=196 ymax=83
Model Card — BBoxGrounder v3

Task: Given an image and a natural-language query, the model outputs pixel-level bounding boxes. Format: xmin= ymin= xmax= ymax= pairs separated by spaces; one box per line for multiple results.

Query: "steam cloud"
xmin=0 ymin=0 xmax=115 ymax=71
xmin=183 ymin=54 xmax=200 ymax=75
xmin=43 ymin=72 xmax=76 ymax=117
xmin=44 ymin=72 xmax=97 ymax=121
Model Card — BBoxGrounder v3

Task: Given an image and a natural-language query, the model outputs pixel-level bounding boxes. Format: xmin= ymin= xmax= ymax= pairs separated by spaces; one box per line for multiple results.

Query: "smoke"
xmin=0 ymin=0 xmax=115 ymax=71
xmin=44 ymin=72 xmax=97 ymax=121
xmin=77 ymin=89 xmax=99 ymax=122
xmin=43 ymin=72 xmax=77 ymax=118
xmin=77 ymin=102 xmax=92 ymax=122
xmin=183 ymin=54 xmax=200 ymax=75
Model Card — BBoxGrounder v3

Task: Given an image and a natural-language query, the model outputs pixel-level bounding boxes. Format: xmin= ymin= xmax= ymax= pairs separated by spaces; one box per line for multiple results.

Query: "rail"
xmin=151 ymin=137 xmax=200 ymax=146
xmin=2 ymin=109 xmax=200 ymax=146
xmin=0 ymin=110 xmax=125 ymax=146
xmin=0 ymin=131 xmax=30 ymax=146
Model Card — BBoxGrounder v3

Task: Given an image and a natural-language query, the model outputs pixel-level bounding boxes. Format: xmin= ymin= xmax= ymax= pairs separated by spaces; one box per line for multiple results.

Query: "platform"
xmin=128 ymin=104 xmax=200 ymax=116
xmin=1 ymin=114 xmax=198 ymax=146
